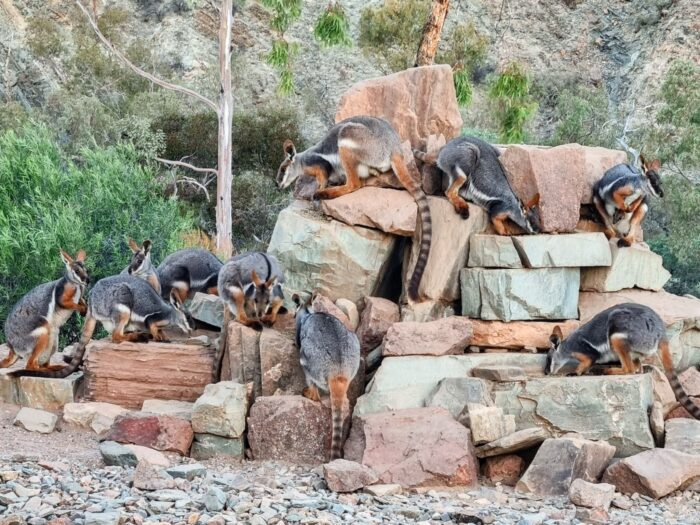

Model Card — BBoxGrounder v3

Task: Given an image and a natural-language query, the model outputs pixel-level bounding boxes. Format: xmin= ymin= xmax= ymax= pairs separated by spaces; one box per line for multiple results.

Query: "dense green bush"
xmin=548 ymin=85 xmax=616 ymax=148
xmin=488 ymin=62 xmax=538 ymax=143
xmin=0 ymin=124 xmax=196 ymax=342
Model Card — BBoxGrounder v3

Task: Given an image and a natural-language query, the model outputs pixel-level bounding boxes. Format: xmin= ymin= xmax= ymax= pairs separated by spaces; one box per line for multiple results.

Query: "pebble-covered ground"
xmin=2 ymin=403 xmax=700 ymax=525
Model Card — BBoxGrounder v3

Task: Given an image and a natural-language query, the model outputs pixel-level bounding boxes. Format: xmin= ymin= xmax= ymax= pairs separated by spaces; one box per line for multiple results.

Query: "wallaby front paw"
xmin=313 ymin=190 xmax=330 ymax=200
xmin=458 ymin=208 xmax=470 ymax=220
xmin=617 ymin=237 xmax=633 ymax=248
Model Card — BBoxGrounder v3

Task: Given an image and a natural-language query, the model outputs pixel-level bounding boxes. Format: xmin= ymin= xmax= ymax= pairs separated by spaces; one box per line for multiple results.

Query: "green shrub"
xmin=26 ymin=17 xmax=64 ymax=57
xmin=549 ymin=85 xmax=616 ymax=148
xmin=314 ymin=3 xmax=352 ymax=47
xmin=0 ymin=123 xmax=196 ymax=342
xmin=488 ymin=62 xmax=538 ymax=143
xmin=437 ymin=22 xmax=488 ymax=77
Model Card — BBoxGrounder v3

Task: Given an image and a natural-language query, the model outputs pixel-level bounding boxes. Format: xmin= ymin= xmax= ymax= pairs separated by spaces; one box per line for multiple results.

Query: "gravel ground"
xmin=2 ymin=402 xmax=700 ymax=525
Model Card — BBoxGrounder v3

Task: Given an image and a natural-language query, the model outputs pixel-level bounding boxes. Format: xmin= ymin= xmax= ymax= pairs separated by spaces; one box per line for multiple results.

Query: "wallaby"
xmin=546 ymin=303 xmax=699 ymax=419
xmin=414 ymin=136 xmax=541 ymax=235
xmin=293 ymin=293 xmax=360 ymax=460
xmin=592 ymin=155 xmax=663 ymax=247
xmin=121 ymin=239 xmax=161 ymax=294
xmin=11 ymin=275 xmax=193 ymax=379
xmin=276 ymin=115 xmax=432 ymax=302
xmin=156 ymin=248 xmax=223 ymax=304
xmin=2 ymin=250 xmax=89 ymax=374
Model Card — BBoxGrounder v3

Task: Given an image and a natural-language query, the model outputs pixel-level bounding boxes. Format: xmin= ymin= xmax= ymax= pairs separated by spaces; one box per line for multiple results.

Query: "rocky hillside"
xmin=1 ymin=0 xmax=697 ymax=142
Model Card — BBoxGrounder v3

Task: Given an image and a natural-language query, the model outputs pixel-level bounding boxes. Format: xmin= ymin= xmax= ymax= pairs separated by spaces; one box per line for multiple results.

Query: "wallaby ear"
xmin=265 ymin=275 xmax=277 ymax=288
xmin=250 ymin=270 xmax=262 ymax=287
xmin=525 ymin=193 xmax=540 ymax=209
xmin=60 ymin=249 xmax=73 ymax=265
xmin=142 ymin=240 xmax=152 ymax=255
xmin=639 ymin=154 xmax=648 ymax=170
xmin=244 ymin=282 xmax=256 ymax=299
xmin=292 ymin=293 xmax=301 ymax=307
xmin=649 ymin=159 xmax=661 ymax=171
xmin=283 ymin=139 xmax=296 ymax=159
xmin=75 ymin=250 xmax=86 ymax=262
xmin=550 ymin=325 xmax=563 ymax=345
xmin=128 ymin=239 xmax=140 ymax=254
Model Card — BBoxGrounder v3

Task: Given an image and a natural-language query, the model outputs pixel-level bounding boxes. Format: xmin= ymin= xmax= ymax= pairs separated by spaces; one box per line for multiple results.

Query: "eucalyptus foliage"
xmin=488 ymin=62 xmax=538 ymax=143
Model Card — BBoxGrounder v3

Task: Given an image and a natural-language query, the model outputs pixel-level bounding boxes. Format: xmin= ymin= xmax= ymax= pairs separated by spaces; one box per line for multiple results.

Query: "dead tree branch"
xmin=155 ymin=156 xmax=219 ymax=175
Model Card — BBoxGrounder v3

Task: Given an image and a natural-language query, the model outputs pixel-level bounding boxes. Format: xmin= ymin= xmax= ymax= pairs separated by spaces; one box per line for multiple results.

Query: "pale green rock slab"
xmin=664 ymin=419 xmax=700 ymax=455
xmin=190 ymin=433 xmax=244 ymax=460
xmin=16 ymin=373 xmax=83 ymax=410
xmin=511 ymin=232 xmax=611 ymax=268
xmin=467 ymin=235 xmax=523 ymax=268
xmin=580 ymin=241 xmax=670 ymax=292
xmin=492 ymin=374 xmax=655 ymax=457
xmin=268 ymin=201 xmax=396 ymax=305
xmin=187 ymin=293 xmax=224 ymax=328
xmin=192 ymin=381 xmax=247 ymax=438
xmin=425 ymin=377 xmax=493 ymax=418
xmin=0 ymin=371 xmax=18 ymax=404
xmin=400 ymin=300 xmax=455 ymax=322
xmin=461 ymin=268 xmax=580 ymax=321
xmin=354 ymin=354 xmax=546 ymax=416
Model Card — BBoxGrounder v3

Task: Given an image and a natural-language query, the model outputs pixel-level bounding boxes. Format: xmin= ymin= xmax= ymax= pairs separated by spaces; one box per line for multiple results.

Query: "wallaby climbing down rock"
xmin=293 ymin=293 xmax=360 ymax=460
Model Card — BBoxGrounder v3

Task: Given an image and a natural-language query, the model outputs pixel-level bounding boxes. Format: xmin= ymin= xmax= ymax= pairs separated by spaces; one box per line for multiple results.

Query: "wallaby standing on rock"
xmin=156 ymin=248 xmax=223 ymax=304
xmin=293 ymin=293 xmax=360 ymax=460
xmin=592 ymin=155 xmax=663 ymax=247
xmin=276 ymin=115 xmax=432 ymax=302
xmin=2 ymin=250 xmax=89 ymax=373
xmin=11 ymin=275 xmax=193 ymax=379
xmin=122 ymin=239 xmax=161 ymax=294
xmin=414 ymin=136 xmax=541 ymax=235
xmin=546 ymin=303 xmax=700 ymax=419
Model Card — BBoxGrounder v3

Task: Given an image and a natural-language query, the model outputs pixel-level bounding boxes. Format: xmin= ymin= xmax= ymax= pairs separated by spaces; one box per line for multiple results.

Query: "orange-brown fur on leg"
xmin=303 ymin=164 xmax=330 ymax=192
xmin=303 ymin=385 xmax=321 ymax=402
xmin=612 ymin=185 xmax=635 ymax=212
xmin=618 ymin=198 xmax=647 ymax=247
xmin=25 ymin=325 xmax=64 ymax=371
xmin=329 ymin=375 xmax=351 ymax=460
xmin=314 ymin=147 xmax=363 ymax=200
xmin=445 ymin=170 xmax=470 ymax=219
xmin=231 ymin=288 xmax=260 ymax=329
xmin=572 ymin=352 xmax=594 ymax=376
xmin=604 ymin=336 xmax=637 ymax=375
xmin=111 ymin=310 xmax=144 ymax=343
xmin=491 ymin=212 xmax=521 ymax=236
xmin=593 ymin=196 xmax=617 ymax=240
xmin=0 ymin=346 xmax=19 ymax=368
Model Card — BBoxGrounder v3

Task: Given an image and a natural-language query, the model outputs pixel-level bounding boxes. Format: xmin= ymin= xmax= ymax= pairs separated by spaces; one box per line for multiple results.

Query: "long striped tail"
xmin=391 ymin=153 xmax=432 ymax=302
xmin=328 ymin=375 xmax=350 ymax=460
xmin=10 ymin=316 xmax=96 ymax=379
xmin=659 ymin=339 xmax=700 ymax=419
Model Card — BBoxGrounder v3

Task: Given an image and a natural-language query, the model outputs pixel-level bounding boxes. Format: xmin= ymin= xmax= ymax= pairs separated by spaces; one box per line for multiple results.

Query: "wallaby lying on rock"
xmin=11 ymin=275 xmax=193 ymax=378
xmin=276 ymin=115 xmax=431 ymax=302
xmin=592 ymin=155 xmax=663 ymax=247
xmin=293 ymin=293 xmax=360 ymax=460
xmin=546 ymin=303 xmax=699 ymax=419
xmin=2 ymin=250 xmax=89 ymax=374
xmin=414 ymin=136 xmax=540 ymax=235
xmin=122 ymin=239 xmax=161 ymax=294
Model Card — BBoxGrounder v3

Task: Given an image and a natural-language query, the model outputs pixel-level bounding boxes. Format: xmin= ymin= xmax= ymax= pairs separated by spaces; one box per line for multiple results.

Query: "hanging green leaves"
xmin=314 ymin=3 xmax=352 ymax=48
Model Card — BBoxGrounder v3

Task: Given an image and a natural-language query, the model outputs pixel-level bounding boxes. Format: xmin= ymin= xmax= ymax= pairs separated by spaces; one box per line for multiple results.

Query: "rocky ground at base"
xmin=2 ymin=403 xmax=699 ymax=525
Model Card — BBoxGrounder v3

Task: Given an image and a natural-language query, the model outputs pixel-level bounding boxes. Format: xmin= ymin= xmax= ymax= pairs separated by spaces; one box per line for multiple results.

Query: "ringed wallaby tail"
xmin=328 ymin=374 xmax=350 ymax=460
xmin=392 ymin=153 xmax=432 ymax=302
xmin=10 ymin=316 xmax=96 ymax=379
xmin=659 ymin=340 xmax=700 ymax=419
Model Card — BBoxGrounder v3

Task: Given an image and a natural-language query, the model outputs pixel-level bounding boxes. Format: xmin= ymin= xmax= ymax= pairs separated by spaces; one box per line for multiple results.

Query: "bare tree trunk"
xmin=216 ymin=0 xmax=234 ymax=258
xmin=415 ymin=0 xmax=450 ymax=67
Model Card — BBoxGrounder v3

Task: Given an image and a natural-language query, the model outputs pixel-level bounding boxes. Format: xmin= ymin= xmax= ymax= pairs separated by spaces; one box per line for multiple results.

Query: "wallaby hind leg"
xmin=314 ymin=147 xmax=363 ymax=200
xmin=618 ymin=198 xmax=647 ymax=247
xmin=605 ymin=335 xmax=637 ymax=375
xmin=302 ymin=385 xmax=321 ymax=402
xmin=303 ymin=164 xmax=330 ymax=192
xmin=26 ymin=325 xmax=64 ymax=371
xmin=491 ymin=212 xmax=521 ymax=236
xmin=612 ymin=185 xmax=635 ymax=212
xmin=147 ymin=319 xmax=170 ymax=342
xmin=0 ymin=346 xmax=19 ymax=368
xmin=445 ymin=170 xmax=471 ymax=219
xmin=593 ymin=196 xmax=617 ymax=240
xmin=112 ymin=310 xmax=145 ymax=343
xmin=572 ymin=352 xmax=594 ymax=376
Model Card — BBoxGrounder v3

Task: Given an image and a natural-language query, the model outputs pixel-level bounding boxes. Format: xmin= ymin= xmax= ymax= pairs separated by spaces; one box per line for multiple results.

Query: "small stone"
xmin=611 ymin=495 xmax=632 ymax=510
xmin=166 ymin=464 xmax=207 ymax=481
xmin=356 ymin=297 xmax=400 ymax=354
xmin=574 ymin=507 xmax=610 ymax=524
xmin=13 ymin=407 xmax=57 ymax=433
xmin=334 ymin=298 xmax=360 ymax=331
xmin=204 ymin=487 xmax=227 ymax=512
xmin=84 ymin=512 xmax=122 ymax=525
xmin=323 ymin=460 xmax=379 ymax=493
xmin=132 ymin=461 xmax=175 ymax=491
xmin=460 ymin=403 xmax=508 ymax=445
xmin=141 ymin=399 xmax=195 ymax=421
xmin=363 ymin=484 xmax=402 ymax=496
xmin=123 ymin=445 xmax=170 ymax=467
xmin=568 ymin=479 xmax=615 ymax=509
xmin=99 ymin=441 xmax=138 ymax=467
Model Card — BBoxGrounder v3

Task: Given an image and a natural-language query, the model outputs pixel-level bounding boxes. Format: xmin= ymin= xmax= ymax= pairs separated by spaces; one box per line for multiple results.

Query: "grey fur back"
xmin=5 ymin=281 xmax=59 ymax=356
xmin=157 ymin=248 xmax=223 ymax=290
xmin=89 ymin=275 xmax=170 ymax=319
xmin=219 ymin=252 xmax=285 ymax=290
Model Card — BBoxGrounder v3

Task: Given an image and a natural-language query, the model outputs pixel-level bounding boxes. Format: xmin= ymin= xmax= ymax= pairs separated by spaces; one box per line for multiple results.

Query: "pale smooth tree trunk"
xmin=415 ymin=0 xmax=450 ymax=67
xmin=216 ymin=0 xmax=234 ymax=258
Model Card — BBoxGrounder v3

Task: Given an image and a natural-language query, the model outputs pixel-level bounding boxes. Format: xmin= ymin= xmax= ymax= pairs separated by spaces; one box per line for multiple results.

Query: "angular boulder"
xmin=500 ymin=144 xmax=627 ymax=233
xmin=259 ymin=328 xmax=306 ymax=397
xmin=335 ymin=298 xmax=360 ymax=331
xmin=483 ymin=454 xmax=524 ymax=486
xmin=680 ymin=366 xmax=700 ymax=397
xmin=664 ymin=419 xmax=700 ymax=455
xmin=476 ymin=427 xmax=551 ymax=458
xmin=189 ymin=433 xmax=244 ymax=460
xmin=356 ymin=297 xmax=400 ymax=354
xmin=467 ymin=234 xmax=523 ymax=269
xmin=320 ymin=187 xmax=417 ymax=236
xmin=335 ymin=65 xmax=463 ymax=150
xmin=461 ymin=403 xmax=510 ymax=445
xmin=461 ymin=268 xmax=580 ymax=321
xmin=494 ymin=375 xmax=655 ymax=456
xmin=247 ymin=396 xmax=332 ymax=464
xmin=355 ymin=353 xmax=546 ymax=416
xmin=511 ymin=233 xmax=611 ymax=268
xmin=382 ymin=316 xmax=472 ymax=357
xmin=469 ymin=319 xmax=579 ymax=350
xmin=104 ymin=413 xmax=193 ymax=455
xmin=344 ymin=407 xmax=479 ymax=488
xmin=268 ymin=201 xmax=396 ymax=304
xmin=568 ymin=478 xmax=615 ymax=509
xmin=516 ymin=437 xmax=615 ymax=496
xmin=399 ymin=300 xmax=455 ymax=322
xmin=323 ymin=459 xmax=379 ymax=493
xmin=99 ymin=441 xmax=138 ymax=468
xmin=191 ymin=381 xmax=247 ymax=438
xmin=13 ymin=407 xmax=57 ymax=433
xmin=63 ymin=402 xmax=130 ymax=435
xmin=581 ymin=241 xmax=671 ymax=292
xmin=187 ymin=292 xmax=224 ymax=328
xmin=312 ymin=294 xmax=354 ymax=331
xmin=16 ymin=373 xmax=83 ymax=411
xmin=602 ymin=448 xmax=700 ymax=498
xmin=123 ymin=444 xmax=170 ymax=467
xmin=221 ymin=322 xmax=261 ymax=390
xmin=425 ymin=377 xmax=493 ymax=419
xmin=406 ymin=197 xmax=491 ymax=302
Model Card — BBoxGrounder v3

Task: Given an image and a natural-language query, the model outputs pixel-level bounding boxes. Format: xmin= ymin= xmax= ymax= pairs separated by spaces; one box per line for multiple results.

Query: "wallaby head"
xmin=518 ymin=193 xmax=542 ymax=234
xmin=244 ymin=270 xmax=280 ymax=318
xmin=545 ymin=325 xmax=573 ymax=375
xmin=640 ymin=154 xmax=664 ymax=198
xmin=127 ymin=239 xmax=154 ymax=277
xmin=277 ymin=140 xmax=302 ymax=189
xmin=168 ymin=288 xmax=193 ymax=335
xmin=60 ymin=249 xmax=89 ymax=286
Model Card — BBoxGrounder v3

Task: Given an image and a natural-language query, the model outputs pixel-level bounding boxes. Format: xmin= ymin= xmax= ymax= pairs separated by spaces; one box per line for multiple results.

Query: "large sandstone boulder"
xmin=405 ymin=197 xmax=491 ymax=303
xmin=500 ymin=144 xmax=627 ymax=233
xmin=470 ymin=319 xmax=579 ymax=350
xmin=382 ymin=316 xmax=472 ymax=357
xmin=356 ymin=297 xmax=400 ymax=354
xmin=268 ymin=201 xmax=397 ymax=305
xmin=259 ymin=328 xmax=306 ymax=397
xmin=579 ymin=289 xmax=700 ymax=369
xmin=191 ymin=381 xmax=247 ymax=439
xmin=15 ymin=374 xmax=84 ymax=411
xmin=247 ymin=396 xmax=331 ymax=464
xmin=494 ymin=375 xmax=655 ymax=457
xmin=461 ymin=268 xmax=580 ymax=321
xmin=516 ymin=436 xmax=615 ymax=496
xmin=63 ymin=402 xmax=130 ymax=435
xmin=335 ymin=65 xmax=463 ymax=150
xmin=511 ymin=233 xmax=611 ymax=268
xmin=476 ymin=427 xmax=551 ymax=458
xmin=602 ymin=448 xmax=700 ymax=498
xmin=580 ymin=241 xmax=671 ymax=292
xmin=344 ymin=407 xmax=479 ymax=488
xmin=354 ymin=353 xmax=546 ymax=416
